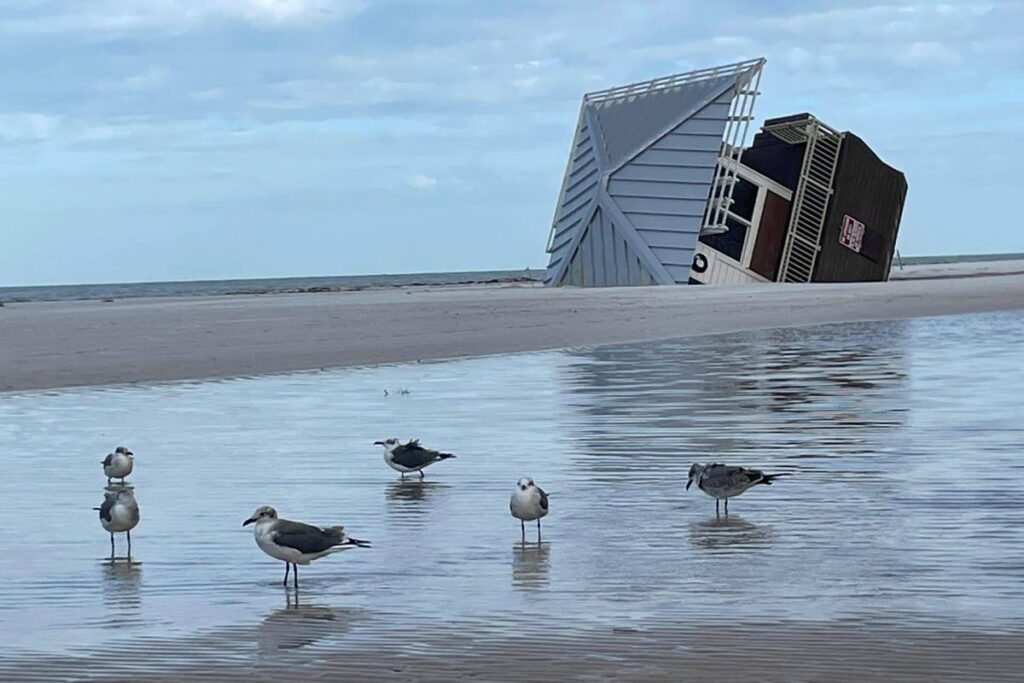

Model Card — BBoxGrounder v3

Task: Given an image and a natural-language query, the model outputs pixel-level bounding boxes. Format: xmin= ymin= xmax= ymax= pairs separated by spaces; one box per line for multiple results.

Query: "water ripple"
xmin=1 ymin=311 xmax=1023 ymax=679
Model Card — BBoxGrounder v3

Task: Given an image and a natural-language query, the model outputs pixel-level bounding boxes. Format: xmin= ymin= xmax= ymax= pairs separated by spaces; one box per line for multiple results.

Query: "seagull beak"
xmin=373 ymin=441 xmax=384 ymax=446
xmin=242 ymin=517 xmax=256 ymax=526
xmin=685 ymin=478 xmax=693 ymax=491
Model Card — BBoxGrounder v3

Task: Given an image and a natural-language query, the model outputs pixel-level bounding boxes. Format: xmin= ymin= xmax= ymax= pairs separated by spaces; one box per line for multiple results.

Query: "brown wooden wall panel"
xmin=750 ymin=190 xmax=790 ymax=280
xmin=813 ymin=133 xmax=908 ymax=282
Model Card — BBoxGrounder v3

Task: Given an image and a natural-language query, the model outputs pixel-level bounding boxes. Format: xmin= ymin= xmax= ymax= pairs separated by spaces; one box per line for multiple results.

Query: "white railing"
xmin=700 ymin=61 xmax=765 ymax=236
xmin=584 ymin=58 xmax=765 ymax=104
xmin=769 ymin=117 xmax=844 ymax=283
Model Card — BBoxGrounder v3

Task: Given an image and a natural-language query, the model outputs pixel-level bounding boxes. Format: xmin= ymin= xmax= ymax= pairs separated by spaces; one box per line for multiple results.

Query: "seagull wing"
xmin=272 ymin=519 xmax=345 ymax=554
xmin=703 ymin=464 xmax=766 ymax=488
xmin=98 ymin=495 xmax=115 ymax=522
xmin=391 ymin=441 xmax=441 ymax=469
xmin=537 ymin=486 xmax=549 ymax=511
xmin=102 ymin=453 xmax=114 ymax=467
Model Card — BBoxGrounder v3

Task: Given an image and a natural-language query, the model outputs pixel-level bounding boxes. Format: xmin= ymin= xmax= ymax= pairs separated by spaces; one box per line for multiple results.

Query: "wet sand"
xmin=3 ymin=264 xmax=1024 ymax=392
xmin=3 ymin=307 xmax=1024 ymax=680
xmin=9 ymin=620 xmax=1024 ymax=682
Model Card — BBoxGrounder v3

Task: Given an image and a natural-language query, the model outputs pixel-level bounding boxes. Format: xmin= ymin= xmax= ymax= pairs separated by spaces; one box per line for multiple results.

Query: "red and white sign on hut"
xmin=839 ymin=215 xmax=865 ymax=253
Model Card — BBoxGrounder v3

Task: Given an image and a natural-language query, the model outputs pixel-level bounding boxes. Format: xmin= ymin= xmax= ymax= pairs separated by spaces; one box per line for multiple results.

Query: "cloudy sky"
xmin=2 ymin=0 xmax=1022 ymax=286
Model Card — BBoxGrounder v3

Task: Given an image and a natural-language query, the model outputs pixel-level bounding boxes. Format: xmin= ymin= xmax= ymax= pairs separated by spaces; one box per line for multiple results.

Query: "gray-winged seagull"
xmin=374 ymin=438 xmax=455 ymax=478
xmin=510 ymin=477 xmax=549 ymax=542
xmin=95 ymin=488 xmax=140 ymax=560
xmin=102 ymin=446 xmax=134 ymax=484
xmin=687 ymin=463 xmax=790 ymax=516
xmin=243 ymin=506 xmax=370 ymax=588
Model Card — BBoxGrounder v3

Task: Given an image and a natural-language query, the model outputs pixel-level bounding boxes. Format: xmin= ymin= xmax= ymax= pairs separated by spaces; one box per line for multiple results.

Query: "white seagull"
xmin=102 ymin=446 xmax=134 ymax=485
xmin=687 ymin=463 xmax=791 ymax=516
xmin=243 ymin=506 xmax=370 ymax=588
xmin=373 ymin=438 xmax=456 ymax=479
xmin=95 ymin=489 xmax=140 ymax=561
xmin=510 ymin=477 xmax=549 ymax=542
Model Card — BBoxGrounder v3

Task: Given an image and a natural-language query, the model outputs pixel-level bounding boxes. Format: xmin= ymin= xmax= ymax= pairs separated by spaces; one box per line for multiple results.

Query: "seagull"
xmin=510 ymin=477 xmax=548 ymax=542
xmin=102 ymin=446 xmax=134 ymax=484
xmin=374 ymin=438 xmax=456 ymax=479
xmin=94 ymin=489 xmax=140 ymax=561
xmin=243 ymin=506 xmax=370 ymax=588
xmin=687 ymin=463 xmax=791 ymax=516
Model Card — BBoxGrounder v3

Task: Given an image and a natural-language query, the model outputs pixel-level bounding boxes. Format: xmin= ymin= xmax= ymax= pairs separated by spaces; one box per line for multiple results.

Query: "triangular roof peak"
xmin=583 ymin=57 xmax=765 ymax=104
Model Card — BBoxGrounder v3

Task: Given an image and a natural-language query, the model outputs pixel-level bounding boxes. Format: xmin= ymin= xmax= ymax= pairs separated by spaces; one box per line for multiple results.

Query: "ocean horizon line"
xmin=0 ymin=268 xmax=546 ymax=304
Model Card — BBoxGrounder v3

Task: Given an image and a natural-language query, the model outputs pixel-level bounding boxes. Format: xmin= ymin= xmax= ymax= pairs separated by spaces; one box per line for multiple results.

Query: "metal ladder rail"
xmin=778 ymin=121 xmax=843 ymax=282
xmin=701 ymin=63 xmax=764 ymax=236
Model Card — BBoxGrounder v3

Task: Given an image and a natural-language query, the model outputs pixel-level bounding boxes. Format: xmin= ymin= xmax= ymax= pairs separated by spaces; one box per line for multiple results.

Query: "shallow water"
xmin=1 ymin=311 xmax=1023 ymax=678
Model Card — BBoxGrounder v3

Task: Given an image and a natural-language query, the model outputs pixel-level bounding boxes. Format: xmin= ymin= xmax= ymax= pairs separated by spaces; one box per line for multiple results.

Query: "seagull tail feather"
xmin=438 ymin=452 xmax=456 ymax=460
xmin=760 ymin=472 xmax=792 ymax=485
xmin=344 ymin=536 xmax=372 ymax=548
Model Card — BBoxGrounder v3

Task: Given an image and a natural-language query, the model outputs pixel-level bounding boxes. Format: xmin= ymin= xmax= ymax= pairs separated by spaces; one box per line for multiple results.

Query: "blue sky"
xmin=1 ymin=0 xmax=1022 ymax=286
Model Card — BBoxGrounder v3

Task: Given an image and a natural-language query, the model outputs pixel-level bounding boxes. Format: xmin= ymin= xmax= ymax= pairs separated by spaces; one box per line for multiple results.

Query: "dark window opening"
xmin=729 ymin=177 xmax=758 ymax=221
xmin=699 ymin=216 xmax=748 ymax=262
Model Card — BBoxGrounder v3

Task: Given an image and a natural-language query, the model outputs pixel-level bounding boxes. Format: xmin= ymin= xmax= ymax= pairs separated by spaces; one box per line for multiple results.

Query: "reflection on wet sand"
xmin=689 ymin=515 xmax=772 ymax=552
xmin=512 ymin=542 xmax=550 ymax=591
xmin=385 ymin=481 xmax=449 ymax=528
xmin=257 ymin=596 xmax=357 ymax=655
xmin=562 ymin=320 xmax=911 ymax=478
xmin=1 ymin=311 xmax=1022 ymax=681
xmin=385 ymin=479 xmax=447 ymax=504
xmin=100 ymin=560 xmax=142 ymax=615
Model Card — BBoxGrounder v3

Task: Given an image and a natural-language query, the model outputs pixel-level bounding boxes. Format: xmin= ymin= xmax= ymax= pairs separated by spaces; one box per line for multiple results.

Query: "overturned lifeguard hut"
xmin=543 ymin=59 xmax=907 ymax=287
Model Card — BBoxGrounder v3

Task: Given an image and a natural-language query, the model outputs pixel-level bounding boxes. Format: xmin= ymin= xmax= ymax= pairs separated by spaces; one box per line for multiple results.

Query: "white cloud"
xmin=98 ymin=66 xmax=168 ymax=91
xmin=0 ymin=0 xmax=365 ymax=34
xmin=894 ymin=41 xmax=963 ymax=67
xmin=0 ymin=112 xmax=61 ymax=143
xmin=406 ymin=173 xmax=438 ymax=189
xmin=190 ymin=88 xmax=225 ymax=101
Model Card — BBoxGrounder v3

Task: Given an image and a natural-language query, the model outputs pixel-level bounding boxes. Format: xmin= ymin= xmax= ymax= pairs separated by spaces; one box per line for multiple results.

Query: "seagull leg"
xmin=716 ymin=499 xmax=720 ymax=518
xmin=107 ymin=477 xmax=112 ymax=485
xmin=521 ymin=520 xmax=525 ymax=544
xmin=283 ymin=562 xmax=290 ymax=587
xmin=400 ymin=472 xmax=405 ymax=480
xmin=419 ymin=470 xmax=425 ymax=479
xmin=724 ymin=499 xmax=729 ymax=516
xmin=110 ymin=533 xmax=115 ymax=561
xmin=537 ymin=519 xmax=542 ymax=543
xmin=127 ymin=530 xmax=132 ymax=560
xmin=293 ymin=564 xmax=299 ymax=590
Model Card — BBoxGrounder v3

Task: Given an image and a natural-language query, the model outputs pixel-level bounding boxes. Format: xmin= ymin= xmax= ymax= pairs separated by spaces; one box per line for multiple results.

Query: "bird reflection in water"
xmin=688 ymin=515 xmax=773 ymax=552
xmin=100 ymin=560 xmax=142 ymax=617
xmin=257 ymin=593 xmax=357 ymax=655
xmin=512 ymin=541 xmax=550 ymax=591
xmin=385 ymin=480 xmax=447 ymax=505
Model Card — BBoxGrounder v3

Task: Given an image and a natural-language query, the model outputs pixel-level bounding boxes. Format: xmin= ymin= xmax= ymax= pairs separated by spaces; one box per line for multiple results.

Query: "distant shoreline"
xmin=2 ymin=252 xmax=1023 ymax=304
xmin=3 ymin=260 xmax=1024 ymax=392
xmin=895 ymin=251 xmax=1024 ymax=265
xmin=0 ymin=268 xmax=544 ymax=304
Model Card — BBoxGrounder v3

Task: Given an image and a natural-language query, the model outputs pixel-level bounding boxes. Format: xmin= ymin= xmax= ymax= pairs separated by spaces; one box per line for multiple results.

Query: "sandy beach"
xmin=9 ymin=620 xmax=1024 ymax=682
xmin=3 ymin=268 xmax=1024 ymax=682
xmin=2 ymin=262 xmax=1024 ymax=392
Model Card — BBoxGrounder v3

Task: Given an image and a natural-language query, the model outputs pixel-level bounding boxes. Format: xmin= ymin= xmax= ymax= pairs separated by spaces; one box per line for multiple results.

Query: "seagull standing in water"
xmin=510 ymin=478 xmax=549 ymax=542
xmin=687 ymin=463 xmax=790 ymax=516
xmin=95 ymin=489 xmax=140 ymax=561
xmin=374 ymin=438 xmax=456 ymax=478
xmin=102 ymin=446 xmax=134 ymax=484
xmin=243 ymin=506 xmax=370 ymax=588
